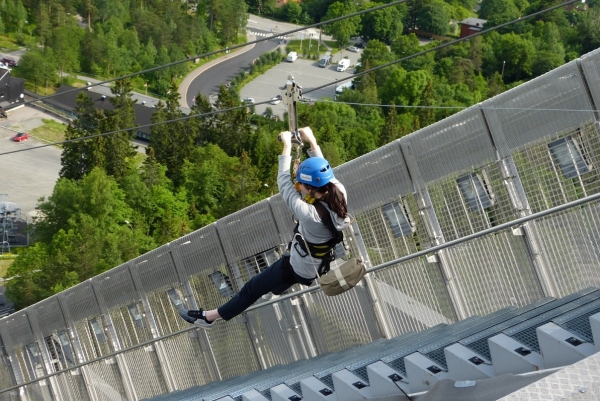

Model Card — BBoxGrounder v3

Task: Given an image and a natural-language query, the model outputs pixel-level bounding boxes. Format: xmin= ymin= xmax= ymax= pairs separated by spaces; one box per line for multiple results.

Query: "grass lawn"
xmin=323 ymin=40 xmax=341 ymax=55
xmin=0 ymin=36 xmax=21 ymax=52
xmin=285 ymin=39 xmax=327 ymax=60
xmin=31 ymin=119 xmax=68 ymax=143
xmin=0 ymin=259 xmax=13 ymax=278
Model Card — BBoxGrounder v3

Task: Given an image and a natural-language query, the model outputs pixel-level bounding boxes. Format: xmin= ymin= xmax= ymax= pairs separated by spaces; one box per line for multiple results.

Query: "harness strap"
xmin=292 ymin=201 xmax=339 ymax=258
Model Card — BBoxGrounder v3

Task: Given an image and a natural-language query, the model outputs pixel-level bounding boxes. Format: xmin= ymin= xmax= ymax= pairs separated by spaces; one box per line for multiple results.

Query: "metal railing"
xmin=1 ymin=47 xmax=600 ymax=401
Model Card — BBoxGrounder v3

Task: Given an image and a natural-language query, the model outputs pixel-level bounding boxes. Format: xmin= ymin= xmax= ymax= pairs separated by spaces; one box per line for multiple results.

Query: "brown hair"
xmin=314 ymin=182 xmax=348 ymax=218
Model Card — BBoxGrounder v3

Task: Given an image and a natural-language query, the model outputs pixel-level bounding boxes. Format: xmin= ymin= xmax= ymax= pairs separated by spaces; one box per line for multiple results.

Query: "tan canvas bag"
xmin=317 ymin=257 xmax=366 ymax=296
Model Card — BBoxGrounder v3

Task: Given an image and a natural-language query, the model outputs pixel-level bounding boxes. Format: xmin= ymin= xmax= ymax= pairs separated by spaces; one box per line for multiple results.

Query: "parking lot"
xmin=240 ymin=52 xmax=361 ymax=118
xmin=0 ymin=106 xmax=62 ymax=218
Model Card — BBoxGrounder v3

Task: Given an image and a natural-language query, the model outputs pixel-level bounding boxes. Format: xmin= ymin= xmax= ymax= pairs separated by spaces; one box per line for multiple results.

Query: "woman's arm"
xmin=298 ymin=127 xmax=324 ymax=158
xmin=277 ymin=130 xmax=321 ymax=223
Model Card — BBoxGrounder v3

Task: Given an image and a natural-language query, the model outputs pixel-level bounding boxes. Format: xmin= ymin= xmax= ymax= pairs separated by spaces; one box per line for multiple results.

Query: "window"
xmin=382 ymin=201 xmax=415 ymax=238
xmin=243 ymin=249 xmax=279 ymax=277
xmin=457 ymin=172 xmax=494 ymax=212
xmin=209 ymin=271 xmax=235 ymax=298
xmin=166 ymin=288 xmax=184 ymax=308
xmin=89 ymin=318 xmax=106 ymax=343
xmin=127 ymin=303 xmax=145 ymax=328
xmin=548 ymin=136 xmax=593 ymax=179
xmin=56 ymin=331 xmax=75 ymax=366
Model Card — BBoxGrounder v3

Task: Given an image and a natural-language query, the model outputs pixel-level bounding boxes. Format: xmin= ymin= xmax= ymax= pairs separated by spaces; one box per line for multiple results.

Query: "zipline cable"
xmin=15 ymin=0 xmax=412 ymax=109
xmin=0 ymin=0 xmax=582 ymax=157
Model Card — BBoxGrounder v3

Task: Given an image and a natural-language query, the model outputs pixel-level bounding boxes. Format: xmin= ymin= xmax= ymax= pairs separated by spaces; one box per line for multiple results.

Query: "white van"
xmin=286 ymin=52 xmax=298 ymax=62
xmin=334 ymin=80 xmax=354 ymax=100
xmin=337 ymin=59 xmax=350 ymax=72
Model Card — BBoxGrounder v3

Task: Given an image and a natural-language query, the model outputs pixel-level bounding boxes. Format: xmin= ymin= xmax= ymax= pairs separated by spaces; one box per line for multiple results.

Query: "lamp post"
xmin=501 ymin=60 xmax=506 ymax=78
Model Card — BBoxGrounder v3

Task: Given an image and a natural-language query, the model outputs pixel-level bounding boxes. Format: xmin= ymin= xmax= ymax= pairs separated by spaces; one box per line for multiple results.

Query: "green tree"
xmin=360 ymin=2 xmax=406 ymax=43
xmin=576 ymin=8 xmax=600 ymax=53
xmin=60 ymin=93 xmax=106 ymax=180
xmin=379 ymin=67 xmax=431 ymax=107
xmin=7 ymin=168 xmax=151 ymax=309
xmin=323 ymin=2 xmax=361 ymax=48
xmin=416 ymin=0 xmax=450 ymax=36
xmin=103 ymin=79 xmax=138 ymax=180
xmin=284 ymin=0 xmax=303 ymax=23
xmin=490 ymin=32 xmax=536 ymax=81
xmin=478 ymin=0 xmax=522 ymax=28
xmin=149 ymin=82 xmax=196 ymax=187
xmin=49 ymin=21 xmax=84 ymax=81
xmin=15 ymin=47 xmax=58 ymax=93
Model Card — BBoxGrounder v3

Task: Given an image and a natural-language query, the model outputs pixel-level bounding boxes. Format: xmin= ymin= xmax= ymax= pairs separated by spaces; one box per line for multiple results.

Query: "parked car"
xmin=337 ymin=59 xmax=350 ymax=72
xmin=286 ymin=52 xmax=298 ymax=62
xmin=1 ymin=58 xmax=17 ymax=67
xmin=270 ymin=95 xmax=282 ymax=105
xmin=347 ymin=46 xmax=360 ymax=53
xmin=318 ymin=56 xmax=331 ymax=68
xmin=242 ymin=97 xmax=256 ymax=104
xmin=12 ymin=132 xmax=29 ymax=142
xmin=334 ymin=80 xmax=354 ymax=100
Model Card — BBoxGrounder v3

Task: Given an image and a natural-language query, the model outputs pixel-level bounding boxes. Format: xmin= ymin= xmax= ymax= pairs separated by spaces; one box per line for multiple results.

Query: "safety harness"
xmin=292 ymin=200 xmax=344 ymax=276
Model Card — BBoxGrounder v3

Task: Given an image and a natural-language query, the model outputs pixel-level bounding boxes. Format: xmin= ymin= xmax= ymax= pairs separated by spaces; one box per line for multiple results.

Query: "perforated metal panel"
xmin=160 ymin=333 xmax=213 ymax=390
xmin=353 ymin=194 xmax=431 ymax=265
xmin=62 ymin=281 xmax=100 ymax=323
xmin=267 ymin=194 xmax=296 ymax=244
xmin=94 ymin=264 xmax=138 ymax=310
xmin=335 ymin=140 xmax=413 ymax=213
xmin=134 ymin=246 xmax=179 ymax=292
xmin=401 ymin=108 xmax=495 ymax=185
xmin=172 ymin=224 xmax=228 ymax=278
xmin=579 ymin=48 xmax=600 ymax=114
xmin=483 ymin=60 xmax=596 ymax=156
xmin=217 ymin=199 xmax=283 ymax=263
xmin=54 ymin=371 xmax=89 ymax=401
xmin=28 ymin=296 xmax=66 ymax=338
xmin=0 ymin=313 xmax=33 ymax=349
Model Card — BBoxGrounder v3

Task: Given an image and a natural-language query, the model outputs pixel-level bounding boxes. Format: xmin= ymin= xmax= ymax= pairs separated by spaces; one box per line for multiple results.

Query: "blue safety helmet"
xmin=296 ymin=157 xmax=334 ymax=187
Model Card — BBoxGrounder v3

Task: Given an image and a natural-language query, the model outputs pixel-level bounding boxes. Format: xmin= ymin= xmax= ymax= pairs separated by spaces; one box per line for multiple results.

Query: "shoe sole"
xmin=193 ymin=320 xmax=214 ymax=330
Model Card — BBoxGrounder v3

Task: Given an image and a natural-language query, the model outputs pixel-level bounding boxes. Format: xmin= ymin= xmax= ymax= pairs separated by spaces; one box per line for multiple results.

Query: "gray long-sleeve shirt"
xmin=277 ymin=147 xmax=351 ymax=279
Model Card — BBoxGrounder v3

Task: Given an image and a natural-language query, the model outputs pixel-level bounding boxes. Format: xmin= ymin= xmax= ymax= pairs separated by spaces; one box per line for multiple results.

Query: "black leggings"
xmin=217 ymin=256 xmax=314 ymax=321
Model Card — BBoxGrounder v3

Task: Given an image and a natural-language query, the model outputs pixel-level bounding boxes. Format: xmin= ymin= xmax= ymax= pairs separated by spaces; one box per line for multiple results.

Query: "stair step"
xmin=488 ymin=333 xmax=545 ymax=375
xmin=537 ymin=322 xmax=596 ymax=368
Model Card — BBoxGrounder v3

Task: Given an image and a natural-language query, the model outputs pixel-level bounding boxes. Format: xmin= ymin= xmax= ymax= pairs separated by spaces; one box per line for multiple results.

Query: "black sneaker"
xmin=178 ymin=309 xmax=214 ymax=330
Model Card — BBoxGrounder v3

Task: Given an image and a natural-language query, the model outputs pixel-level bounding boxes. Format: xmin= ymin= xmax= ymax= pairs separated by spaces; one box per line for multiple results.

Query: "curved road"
xmin=185 ymin=30 xmax=281 ymax=106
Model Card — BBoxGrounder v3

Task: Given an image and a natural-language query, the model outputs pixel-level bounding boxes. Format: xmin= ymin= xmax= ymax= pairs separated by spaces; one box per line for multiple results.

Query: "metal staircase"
xmin=144 ymin=287 xmax=600 ymax=401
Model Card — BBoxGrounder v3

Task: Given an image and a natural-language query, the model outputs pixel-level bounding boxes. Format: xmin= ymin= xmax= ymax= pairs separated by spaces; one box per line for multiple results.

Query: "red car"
xmin=12 ymin=133 xmax=29 ymax=142
xmin=1 ymin=58 xmax=17 ymax=67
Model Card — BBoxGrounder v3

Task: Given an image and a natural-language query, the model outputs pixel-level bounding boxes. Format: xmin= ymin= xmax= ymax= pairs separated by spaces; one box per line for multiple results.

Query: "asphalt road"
xmin=186 ymin=30 xmax=281 ymax=106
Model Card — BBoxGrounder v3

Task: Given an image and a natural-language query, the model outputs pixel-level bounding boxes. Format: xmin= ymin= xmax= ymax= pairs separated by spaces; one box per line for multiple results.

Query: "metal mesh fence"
xmin=534 ymin=202 xmax=600 ymax=296
xmin=427 ymin=163 xmax=519 ymax=241
xmin=513 ymin=122 xmax=600 ymax=214
xmin=2 ymin=47 xmax=600 ymax=401
xmin=370 ymin=258 xmax=456 ymax=336
xmin=444 ymin=230 xmax=544 ymax=316
xmin=159 ymin=334 xmax=212 ymax=390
